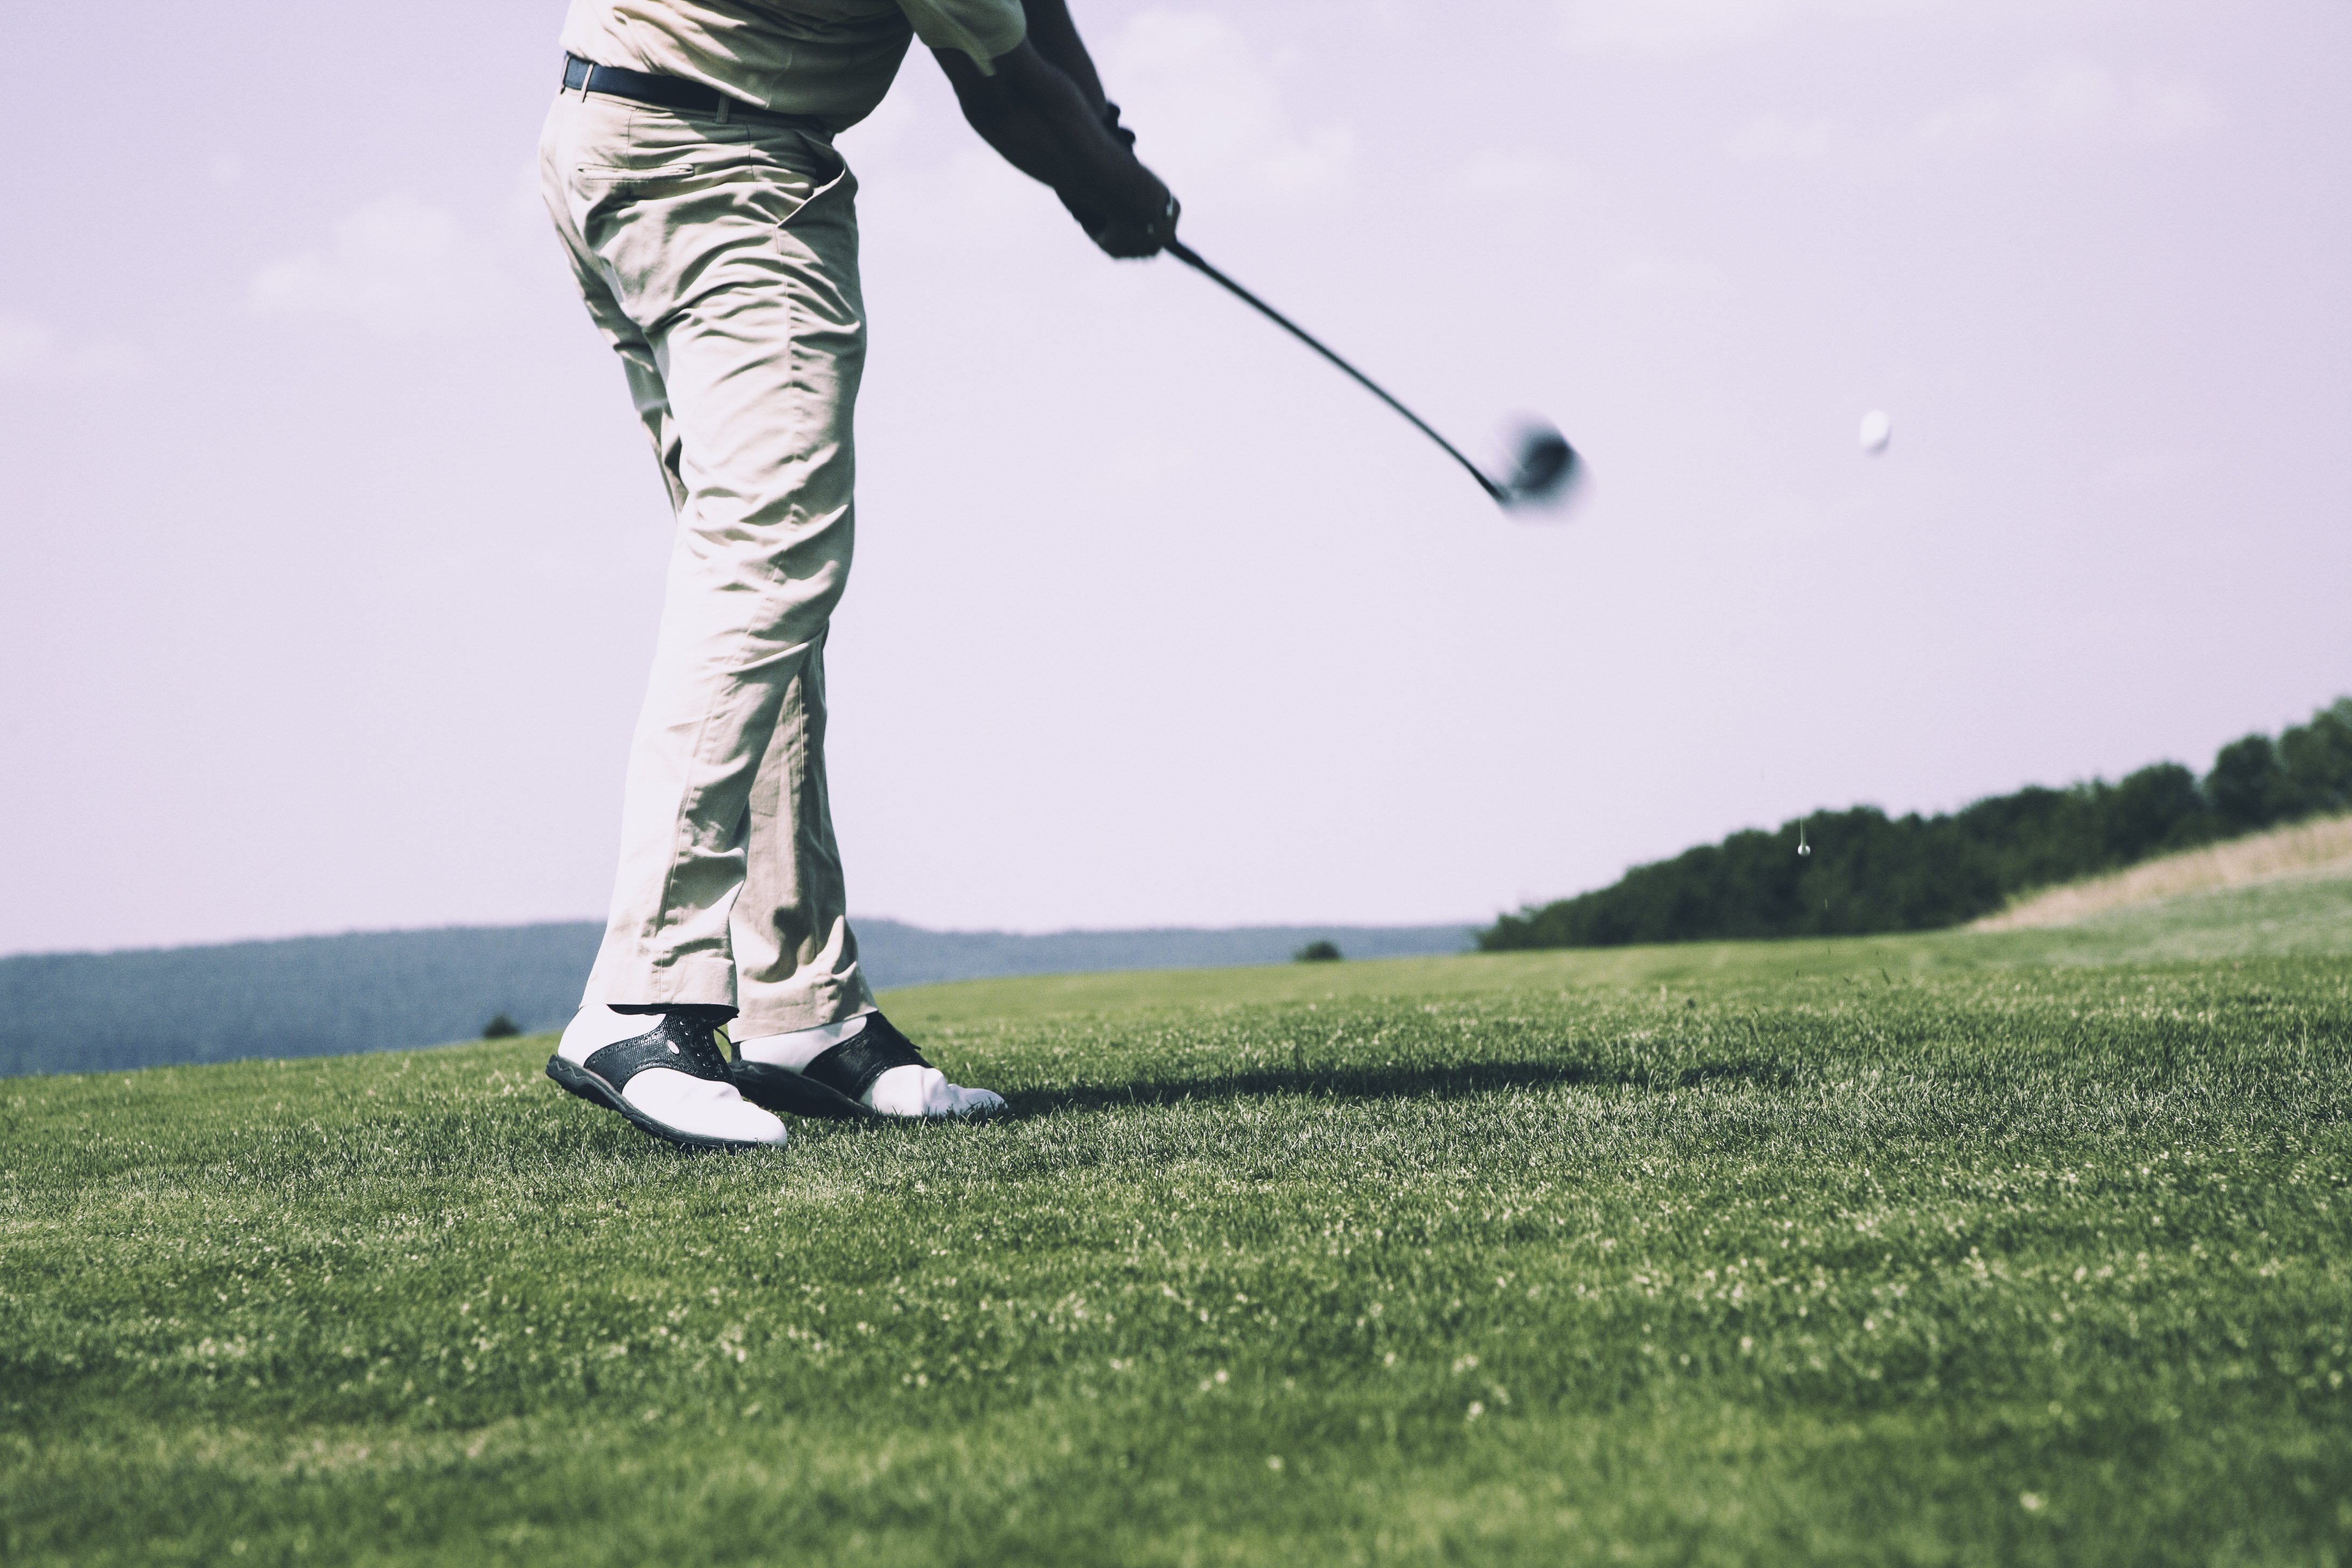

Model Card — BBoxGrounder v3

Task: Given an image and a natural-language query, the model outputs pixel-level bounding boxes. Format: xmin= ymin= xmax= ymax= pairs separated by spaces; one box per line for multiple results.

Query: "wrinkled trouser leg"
xmin=540 ymin=88 xmax=876 ymax=1034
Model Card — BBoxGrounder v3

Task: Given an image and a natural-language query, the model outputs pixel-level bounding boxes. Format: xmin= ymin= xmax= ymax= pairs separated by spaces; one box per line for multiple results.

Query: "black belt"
xmin=562 ymin=54 xmax=828 ymax=134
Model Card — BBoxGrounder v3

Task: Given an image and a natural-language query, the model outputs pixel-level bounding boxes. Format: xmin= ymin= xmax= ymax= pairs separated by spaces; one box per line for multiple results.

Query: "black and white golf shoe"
xmin=547 ymin=1004 xmax=788 ymax=1150
xmin=731 ymin=1012 xmax=1006 ymax=1121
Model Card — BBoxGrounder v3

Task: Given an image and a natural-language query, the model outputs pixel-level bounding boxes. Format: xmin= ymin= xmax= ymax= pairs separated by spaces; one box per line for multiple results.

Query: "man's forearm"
xmin=940 ymin=42 xmax=1163 ymax=227
xmin=950 ymin=52 xmax=1086 ymax=190
xmin=1018 ymin=0 xmax=1106 ymax=115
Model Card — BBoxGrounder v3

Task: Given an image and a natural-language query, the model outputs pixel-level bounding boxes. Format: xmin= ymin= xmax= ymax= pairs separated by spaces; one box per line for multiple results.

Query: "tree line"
xmin=1479 ymin=696 xmax=2352 ymax=951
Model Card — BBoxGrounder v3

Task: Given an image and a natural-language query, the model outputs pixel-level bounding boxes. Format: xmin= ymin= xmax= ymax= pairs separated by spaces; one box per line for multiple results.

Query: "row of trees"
xmin=1479 ymin=696 xmax=2352 ymax=951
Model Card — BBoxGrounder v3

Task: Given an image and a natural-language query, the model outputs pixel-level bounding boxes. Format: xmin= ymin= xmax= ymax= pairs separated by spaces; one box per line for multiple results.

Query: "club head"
xmin=1494 ymin=423 xmax=1581 ymax=512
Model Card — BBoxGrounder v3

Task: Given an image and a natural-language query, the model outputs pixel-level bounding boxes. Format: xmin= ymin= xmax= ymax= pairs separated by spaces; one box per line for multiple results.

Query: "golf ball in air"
xmin=1859 ymin=410 xmax=1893 ymax=454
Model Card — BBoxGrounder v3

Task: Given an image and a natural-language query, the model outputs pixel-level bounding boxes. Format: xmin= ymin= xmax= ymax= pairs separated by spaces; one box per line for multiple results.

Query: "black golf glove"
xmin=1101 ymin=99 xmax=1137 ymax=149
xmin=1061 ymin=100 xmax=1178 ymax=258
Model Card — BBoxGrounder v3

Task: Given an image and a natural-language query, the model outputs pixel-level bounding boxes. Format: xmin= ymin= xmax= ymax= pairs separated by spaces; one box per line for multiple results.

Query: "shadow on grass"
xmin=511 ymin=1055 xmax=1800 ymax=1158
xmin=998 ymin=1055 xmax=1798 ymax=1118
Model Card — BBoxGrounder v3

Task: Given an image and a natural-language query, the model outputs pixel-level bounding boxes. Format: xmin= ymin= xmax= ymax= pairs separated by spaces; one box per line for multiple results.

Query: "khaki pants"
xmin=541 ymin=88 xmax=876 ymax=1034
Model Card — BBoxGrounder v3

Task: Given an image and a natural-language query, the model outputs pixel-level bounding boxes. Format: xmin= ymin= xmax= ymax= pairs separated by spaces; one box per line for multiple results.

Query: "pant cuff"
xmin=733 ymin=977 xmax=877 ymax=1039
xmin=581 ymin=954 xmax=740 ymax=1012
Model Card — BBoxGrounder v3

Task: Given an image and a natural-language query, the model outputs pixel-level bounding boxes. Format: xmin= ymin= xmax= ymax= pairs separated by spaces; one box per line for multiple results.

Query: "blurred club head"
xmin=1495 ymin=422 xmax=1583 ymax=514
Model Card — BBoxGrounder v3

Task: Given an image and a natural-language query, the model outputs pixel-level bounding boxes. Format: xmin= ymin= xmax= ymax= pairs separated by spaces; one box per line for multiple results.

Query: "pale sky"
xmin=3 ymin=0 xmax=2347 ymax=955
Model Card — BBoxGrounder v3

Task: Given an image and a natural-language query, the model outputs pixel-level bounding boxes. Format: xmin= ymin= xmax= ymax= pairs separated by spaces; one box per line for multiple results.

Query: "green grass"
xmin=5 ymin=879 xmax=2350 ymax=1565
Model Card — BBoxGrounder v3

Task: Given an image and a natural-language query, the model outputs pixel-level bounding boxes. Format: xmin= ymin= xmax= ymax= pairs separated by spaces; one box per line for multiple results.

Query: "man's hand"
xmin=934 ymin=17 xmax=1179 ymax=259
xmin=1063 ymin=172 xmax=1180 ymax=258
xmin=1085 ymin=197 xmax=1180 ymax=258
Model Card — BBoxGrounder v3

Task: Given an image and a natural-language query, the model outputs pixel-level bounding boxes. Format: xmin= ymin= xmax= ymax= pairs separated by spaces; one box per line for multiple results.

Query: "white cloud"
xmin=1557 ymin=0 xmax=1926 ymax=52
xmin=1461 ymin=151 xmax=1576 ymax=201
xmin=1730 ymin=62 xmax=2220 ymax=170
xmin=1916 ymin=61 xmax=2221 ymax=152
xmin=1105 ymin=11 xmax=1355 ymax=198
xmin=2099 ymin=448 xmax=2210 ymax=495
xmin=247 ymin=195 xmax=509 ymax=336
xmin=1727 ymin=115 xmax=1838 ymax=163
xmin=1611 ymin=253 xmax=1726 ymax=296
xmin=1560 ymin=0 xmax=1794 ymax=51
xmin=0 ymin=313 xmax=150 ymax=383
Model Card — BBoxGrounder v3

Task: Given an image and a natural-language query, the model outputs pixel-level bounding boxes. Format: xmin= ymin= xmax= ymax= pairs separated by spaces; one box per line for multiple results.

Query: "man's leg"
xmin=548 ymin=94 xmax=867 ymax=1012
xmin=537 ymin=90 xmax=872 ymax=1144
xmin=730 ymin=631 xmax=870 ymax=1034
xmin=540 ymin=87 xmax=1001 ymax=1133
xmin=724 ymin=638 xmax=1004 ymax=1118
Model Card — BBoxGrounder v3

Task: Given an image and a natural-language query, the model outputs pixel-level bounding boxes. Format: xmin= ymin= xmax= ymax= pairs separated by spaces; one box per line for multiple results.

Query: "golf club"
xmin=1164 ymin=238 xmax=1579 ymax=510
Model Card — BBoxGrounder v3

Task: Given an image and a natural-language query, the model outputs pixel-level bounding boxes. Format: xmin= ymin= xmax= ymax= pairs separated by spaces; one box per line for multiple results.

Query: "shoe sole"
xmin=731 ymin=1060 xmax=1006 ymax=1122
xmin=545 ymin=1055 xmax=785 ymax=1151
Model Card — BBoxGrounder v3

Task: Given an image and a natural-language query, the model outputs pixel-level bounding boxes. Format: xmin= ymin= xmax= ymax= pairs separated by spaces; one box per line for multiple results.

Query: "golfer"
xmin=541 ymin=0 xmax=1177 ymax=1148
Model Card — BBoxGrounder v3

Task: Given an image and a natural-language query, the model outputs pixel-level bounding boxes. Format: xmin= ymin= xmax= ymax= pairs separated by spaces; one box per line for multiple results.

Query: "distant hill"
xmin=1483 ymin=696 xmax=2352 ymax=951
xmin=1975 ymin=811 xmax=2352 ymax=931
xmin=0 ymin=919 xmax=1473 ymax=1078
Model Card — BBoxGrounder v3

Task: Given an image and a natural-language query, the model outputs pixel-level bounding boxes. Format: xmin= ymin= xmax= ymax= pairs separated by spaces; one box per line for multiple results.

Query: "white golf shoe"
xmin=730 ymin=1012 xmax=1007 ymax=1121
xmin=546 ymin=1004 xmax=787 ymax=1150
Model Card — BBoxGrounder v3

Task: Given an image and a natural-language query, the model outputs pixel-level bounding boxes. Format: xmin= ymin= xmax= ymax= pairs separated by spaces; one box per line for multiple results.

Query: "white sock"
xmin=733 ymin=1013 xmax=870 ymax=1070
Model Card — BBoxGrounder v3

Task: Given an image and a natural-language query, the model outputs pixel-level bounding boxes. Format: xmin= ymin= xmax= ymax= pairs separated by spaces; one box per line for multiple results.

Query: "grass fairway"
xmin=5 ymin=883 xmax=2350 ymax=1565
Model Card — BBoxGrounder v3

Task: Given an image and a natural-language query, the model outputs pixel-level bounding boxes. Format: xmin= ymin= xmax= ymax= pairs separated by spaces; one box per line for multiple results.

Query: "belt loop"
xmin=716 ymin=95 xmax=731 ymax=126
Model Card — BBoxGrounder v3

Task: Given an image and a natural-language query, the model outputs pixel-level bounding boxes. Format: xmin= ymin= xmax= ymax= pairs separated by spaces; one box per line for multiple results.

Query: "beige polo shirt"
xmin=561 ymin=0 xmax=1027 ymax=130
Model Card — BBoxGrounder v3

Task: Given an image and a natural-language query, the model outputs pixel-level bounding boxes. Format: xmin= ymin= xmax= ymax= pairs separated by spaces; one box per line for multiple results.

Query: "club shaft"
xmin=1164 ymin=239 xmax=1503 ymax=502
